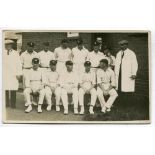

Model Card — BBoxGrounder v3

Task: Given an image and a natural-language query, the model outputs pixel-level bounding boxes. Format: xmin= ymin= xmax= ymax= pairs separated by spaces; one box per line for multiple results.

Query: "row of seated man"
xmin=24 ymin=58 xmax=118 ymax=115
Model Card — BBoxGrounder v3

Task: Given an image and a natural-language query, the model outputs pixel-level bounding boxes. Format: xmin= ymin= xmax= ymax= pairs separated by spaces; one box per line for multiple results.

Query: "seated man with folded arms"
xmin=97 ymin=59 xmax=118 ymax=113
xmin=78 ymin=61 xmax=97 ymax=115
xmin=24 ymin=58 xmax=46 ymax=113
xmin=44 ymin=60 xmax=61 ymax=112
xmin=59 ymin=61 xmax=79 ymax=115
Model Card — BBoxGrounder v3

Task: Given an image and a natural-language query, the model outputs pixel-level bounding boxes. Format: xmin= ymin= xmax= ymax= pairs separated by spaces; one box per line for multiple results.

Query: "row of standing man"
xmin=4 ymin=37 xmax=138 ymax=115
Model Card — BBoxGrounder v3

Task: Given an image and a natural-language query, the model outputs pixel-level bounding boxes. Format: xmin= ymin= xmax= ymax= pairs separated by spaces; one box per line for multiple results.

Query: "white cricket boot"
xmin=101 ymin=106 xmax=106 ymax=113
xmin=74 ymin=108 xmax=78 ymax=115
xmin=46 ymin=105 xmax=52 ymax=111
xmin=79 ymin=106 xmax=84 ymax=115
xmin=25 ymin=105 xmax=32 ymax=113
xmin=56 ymin=105 xmax=60 ymax=112
xmin=106 ymin=108 xmax=111 ymax=112
xmin=37 ymin=105 xmax=42 ymax=113
xmin=64 ymin=109 xmax=68 ymax=115
xmin=89 ymin=106 xmax=94 ymax=115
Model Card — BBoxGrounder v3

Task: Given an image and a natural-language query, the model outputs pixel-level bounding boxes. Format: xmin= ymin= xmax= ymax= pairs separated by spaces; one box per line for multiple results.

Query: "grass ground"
xmin=4 ymin=91 xmax=150 ymax=123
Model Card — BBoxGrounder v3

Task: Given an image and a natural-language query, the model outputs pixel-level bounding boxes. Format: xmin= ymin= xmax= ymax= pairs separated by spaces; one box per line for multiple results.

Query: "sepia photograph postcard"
xmin=2 ymin=30 xmax=151 ymax=124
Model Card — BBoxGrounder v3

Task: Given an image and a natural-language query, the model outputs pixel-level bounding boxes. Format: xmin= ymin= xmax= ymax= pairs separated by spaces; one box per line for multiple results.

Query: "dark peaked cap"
xmin=32 ymin=58 xmax=39 ymax=64
xmin=27 ymin=42 xmax=35 ymax=47
xmin=100 ymin=59 xmax=108 ymax=65
xmin=66 ymin=60 xmax=73 ymax=66
xmin=50 ymin=60 xmax=57 ymax=65
xmin=84 ymin=61 xmax=91 ymax=66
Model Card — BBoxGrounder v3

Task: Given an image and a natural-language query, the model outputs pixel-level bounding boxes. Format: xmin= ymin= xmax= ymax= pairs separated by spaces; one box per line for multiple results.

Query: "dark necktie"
xmin=118 ymin=51 xmax=124 ymax=92
xmin=7 ymin=50 xmax=10 ymax=55
xmin=121 ymin=51 xmax=124 ymax=60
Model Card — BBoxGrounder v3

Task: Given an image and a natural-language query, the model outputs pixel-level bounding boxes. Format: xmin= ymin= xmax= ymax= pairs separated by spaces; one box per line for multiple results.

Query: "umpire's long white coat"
xmin=115 ymin=48 xmax=138 ymax=92
xmin=4 ymin=50 xmax=22 ymax=90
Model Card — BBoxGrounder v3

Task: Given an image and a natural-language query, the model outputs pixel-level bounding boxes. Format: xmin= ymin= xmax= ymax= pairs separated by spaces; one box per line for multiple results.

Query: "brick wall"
xmin=22 ymin=32 xmax=149 ymax=97
xmin=22 ymin=32 xmax=92 ymax=52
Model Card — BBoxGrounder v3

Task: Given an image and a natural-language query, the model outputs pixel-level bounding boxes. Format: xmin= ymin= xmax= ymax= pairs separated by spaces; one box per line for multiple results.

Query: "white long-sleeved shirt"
xmin=38 ymin=50 xmax=55 ymax=67
xmin=45 ymin=70 xmax=59 ymax=87
xmin=25 ymin=68 xmax=46 ymax=91
xmin=97 ymin=68 xmax=116 ymax=87
xmin=54 ymin=47 xmax=72 ymax=62
xmin=20 ymin=51 xmax=39 ymax=68
xmin=59 ymin=70 xmax=78 ymax=88
xmin=72 ymin=46 xmax=89 ymax=64
xmin=79 ymin=71 xmax=96 ymax=85
xmin=87 ymin=51 xmax=105 ymax=67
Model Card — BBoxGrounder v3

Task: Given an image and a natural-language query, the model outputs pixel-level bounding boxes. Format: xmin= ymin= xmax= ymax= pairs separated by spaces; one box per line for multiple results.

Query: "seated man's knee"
xmin=110 ymin=89 xmax=118 ymax=97
xmin=79 ymin=88 xmax=84 ymax=95
xmin=97 ymin=88 xmax=102 ymax=96
xmin=91 ymin=88 xmax=97 ymax=95
xmin=24 ymin=88 xmax=31 ymax=94
xmin=72 ymin=88 xmax=78 ymax=94
xmin=40 ymin=89 xmax=46 ymax=95
xmin=55 ymin=87 xmax=61 ymax=96
xmin=61 ymin=89 xmax=67 ymax=95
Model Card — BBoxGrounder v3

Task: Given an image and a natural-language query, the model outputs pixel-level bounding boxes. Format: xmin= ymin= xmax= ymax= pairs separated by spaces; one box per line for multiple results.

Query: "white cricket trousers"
xmin=61 ymin=88 xmax=78 ymax=110
xmin=24 ymin=88 xmax=45 ymax=105
xmin=78 ymin=88 xmax=97 ymax=106
xmin=45 ymin=86 xmax=61 ymax=106
xmin=97 ymin=87 xmax=118 ymax=108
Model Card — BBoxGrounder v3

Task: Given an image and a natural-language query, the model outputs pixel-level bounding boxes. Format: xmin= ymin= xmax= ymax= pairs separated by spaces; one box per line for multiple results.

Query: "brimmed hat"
xmin=5 ymin=40 xmax=14 ymax=44
xmin=118 ymin=40 xmax=128 ymax=45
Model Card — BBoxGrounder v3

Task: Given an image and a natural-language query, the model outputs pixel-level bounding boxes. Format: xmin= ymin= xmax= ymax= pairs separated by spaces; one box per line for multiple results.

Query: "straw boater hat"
xmin=5 ymin=39 xmax=14 ymax=44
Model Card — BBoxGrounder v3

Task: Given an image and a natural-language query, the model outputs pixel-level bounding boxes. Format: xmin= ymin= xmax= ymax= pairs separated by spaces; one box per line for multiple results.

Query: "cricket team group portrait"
xmin=3 ymin=31 xmax=150 ymax=123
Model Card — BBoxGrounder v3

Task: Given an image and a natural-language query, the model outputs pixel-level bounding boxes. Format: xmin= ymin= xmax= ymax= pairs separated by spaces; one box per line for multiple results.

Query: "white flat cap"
xmin=118 ymin=40 xmax=128 ymax=45
xmin=5 ymin=39 xmax=14 ymax=44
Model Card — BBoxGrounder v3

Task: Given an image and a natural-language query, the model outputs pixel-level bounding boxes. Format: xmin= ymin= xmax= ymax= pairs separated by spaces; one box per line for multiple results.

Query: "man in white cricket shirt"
xmin=59 ymin=61 xmax=79 ymax=115
xmin=24 ymin=58 xmax=46 ymax=113
xmin=97 ymin=59 xmax=118 ymax=113
xmin=78 ymin=61 xmax=97 ymax=115
xmin=45 ymin=60 xmax=61 ymax=112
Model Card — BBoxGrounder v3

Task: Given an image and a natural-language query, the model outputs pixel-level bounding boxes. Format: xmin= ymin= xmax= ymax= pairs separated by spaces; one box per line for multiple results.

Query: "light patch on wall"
xmin=67 ymin=32 xmax=79 ymax=38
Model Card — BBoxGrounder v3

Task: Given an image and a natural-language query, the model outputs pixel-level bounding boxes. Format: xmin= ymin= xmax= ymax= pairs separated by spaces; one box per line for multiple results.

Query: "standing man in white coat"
xmin=4 ymin=40 xmax=22 ymax=108
xmin=115 ymin=40 xmax=138 ymax=105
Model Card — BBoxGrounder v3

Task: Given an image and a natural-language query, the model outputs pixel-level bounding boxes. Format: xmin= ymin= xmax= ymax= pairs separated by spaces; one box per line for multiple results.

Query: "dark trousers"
xmin=5 ymin=90 xmax=16 ymax=108
xmin=117 ymin=91 xmax=135 ymax=108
